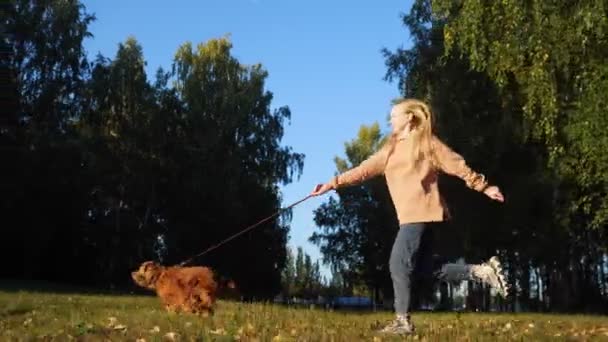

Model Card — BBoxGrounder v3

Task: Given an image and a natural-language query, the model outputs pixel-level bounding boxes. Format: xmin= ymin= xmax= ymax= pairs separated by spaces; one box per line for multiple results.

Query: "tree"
xmin=281 ymin=247 xmax=296 ymax=297
xmin=2 ymin=2 xmax=306 ymax=300
xmin=163 ymin=37 xmax=304 ymax=298
xmin=281 ymin=247 xmax=326 ymax=299
xmin=433 ymin=0 xmax=608 ymax=231
xmin=431 ymin=0 xmax=608 ymax=312
xmin=381 ymin=0 xmax=608 ymax=312
xmin=311 ymin=123 xmax=397 ymax=303
xmin=2 ymin=0 xmax=95 ymax=281
xmin=79 ymin=37 xmax=165 ymax=284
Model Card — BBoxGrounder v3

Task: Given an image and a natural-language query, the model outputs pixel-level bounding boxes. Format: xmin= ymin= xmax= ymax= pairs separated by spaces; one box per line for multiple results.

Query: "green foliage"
xmin=281 ymin=247 xmax=325 ymax=299
xmin=433 ymin=0 xmax=608 ymax=228
xmin=164 ymin=37 xmax=304 ymax=298
xmin=2 ymin=0 xmax=96 ymax=280
xmin=311 ymin=123 xmax=397 ymax=301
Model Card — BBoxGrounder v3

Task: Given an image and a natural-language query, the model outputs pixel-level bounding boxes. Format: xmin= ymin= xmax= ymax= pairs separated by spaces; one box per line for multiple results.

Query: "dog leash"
xmin=177 ymin=194 xmax=313 ymax=266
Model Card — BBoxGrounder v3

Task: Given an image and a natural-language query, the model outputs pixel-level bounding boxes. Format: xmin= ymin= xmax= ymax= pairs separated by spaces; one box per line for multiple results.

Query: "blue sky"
xmin=82 ymin=0 xmax=413 ymax=277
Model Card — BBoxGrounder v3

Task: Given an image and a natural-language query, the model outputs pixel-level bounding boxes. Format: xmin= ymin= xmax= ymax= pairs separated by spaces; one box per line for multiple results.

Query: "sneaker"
xmin=471 ymin=256 xmax=509 ymax=298
xmin=379 ymin=314 xmax=415 ymax=334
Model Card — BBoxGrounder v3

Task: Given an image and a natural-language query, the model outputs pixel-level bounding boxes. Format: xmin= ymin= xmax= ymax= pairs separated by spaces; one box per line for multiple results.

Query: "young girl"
xmin=311 ymin=98 xmax=508 ymax=334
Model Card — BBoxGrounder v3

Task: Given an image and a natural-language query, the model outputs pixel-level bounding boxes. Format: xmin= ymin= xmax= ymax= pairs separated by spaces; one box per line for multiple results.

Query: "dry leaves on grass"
xmin=163 ymin=332 xmax=179 ymax=341
xmin=209 ymin=327 xmax=227 ymax=335
xmin=236 ymin=322 xmax=255 ymax=336
xmin=107 ymin=317 xmax=117 ymax=327
xmin=105 ymin=316 xmax=127 ymax=332
xmin=22 ymin=318 xmax=32 ymax=326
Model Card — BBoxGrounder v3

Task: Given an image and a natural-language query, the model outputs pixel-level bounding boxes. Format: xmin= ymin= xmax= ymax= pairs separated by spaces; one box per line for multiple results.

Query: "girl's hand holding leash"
xmin=311 ymin=183 xmax=333 ymax=196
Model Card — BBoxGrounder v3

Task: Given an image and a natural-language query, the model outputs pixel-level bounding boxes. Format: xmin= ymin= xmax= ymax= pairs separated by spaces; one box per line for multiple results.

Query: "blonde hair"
xmin=386 ymin=98 xmax=438 ymax=168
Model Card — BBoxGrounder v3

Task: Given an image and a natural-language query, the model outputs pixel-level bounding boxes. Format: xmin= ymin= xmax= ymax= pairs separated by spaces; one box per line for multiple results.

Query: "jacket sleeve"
xmin=329 ymin=145 xmax=388 ymax=189
xmin=431 ymin=135 xmax=488 ymax=192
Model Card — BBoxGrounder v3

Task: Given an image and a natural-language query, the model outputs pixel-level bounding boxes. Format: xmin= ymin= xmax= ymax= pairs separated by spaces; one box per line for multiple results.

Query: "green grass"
xmin=1 ymin=286 xmax=607 ymax=341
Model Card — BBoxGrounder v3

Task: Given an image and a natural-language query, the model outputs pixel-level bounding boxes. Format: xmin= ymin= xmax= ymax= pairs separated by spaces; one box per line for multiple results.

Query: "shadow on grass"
xmin=0 ymin=278 xmax=152 ymax=297
xmin=0 ymin=307 xmax=34 ymax=318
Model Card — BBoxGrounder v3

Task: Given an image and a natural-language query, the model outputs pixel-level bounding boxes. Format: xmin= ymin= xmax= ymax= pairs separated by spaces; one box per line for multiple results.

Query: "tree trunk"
xmin=600 ymin=254 xmax=607 ymax=298
xmin=542 ymin=266 xmax=550 ymax=311
xmin=535 ymin=267 xmax=542 ymax=312
xmin=520 ymin=259 xmax=530 ymax=311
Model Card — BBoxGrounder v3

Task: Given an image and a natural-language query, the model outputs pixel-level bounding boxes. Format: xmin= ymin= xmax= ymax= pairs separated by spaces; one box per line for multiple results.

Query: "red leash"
xmin=177 ymin=194 xmax=313 ymax=266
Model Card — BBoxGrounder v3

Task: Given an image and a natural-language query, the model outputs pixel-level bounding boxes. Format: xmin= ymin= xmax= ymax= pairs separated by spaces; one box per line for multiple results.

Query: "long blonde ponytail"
xmin=385 ymin=98 xmax=438 ymax=168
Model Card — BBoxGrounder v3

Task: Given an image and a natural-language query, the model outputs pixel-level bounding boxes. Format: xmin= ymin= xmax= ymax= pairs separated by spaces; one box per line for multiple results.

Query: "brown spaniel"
xmin=131 ymin=261 xmax=217 ymax=316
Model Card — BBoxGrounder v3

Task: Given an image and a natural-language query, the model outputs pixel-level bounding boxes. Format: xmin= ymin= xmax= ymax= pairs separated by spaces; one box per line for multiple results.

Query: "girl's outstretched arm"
xmin=432 ymin=136 xmax=504 ymax=202
xmin=311 ymin=145 xmax=388 ymax=196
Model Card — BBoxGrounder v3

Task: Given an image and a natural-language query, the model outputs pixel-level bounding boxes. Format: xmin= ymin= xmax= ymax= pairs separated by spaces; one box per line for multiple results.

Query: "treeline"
xmin=1 ymin=0 xmax=303 ymax=299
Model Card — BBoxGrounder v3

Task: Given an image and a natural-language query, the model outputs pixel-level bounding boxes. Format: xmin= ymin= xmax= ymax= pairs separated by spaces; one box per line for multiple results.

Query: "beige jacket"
xmin=330 ymin=135 xmax=488 ymax=225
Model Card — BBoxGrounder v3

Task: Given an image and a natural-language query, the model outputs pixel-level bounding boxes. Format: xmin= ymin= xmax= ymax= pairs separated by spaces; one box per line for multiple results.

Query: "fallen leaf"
xmin=136 ymin=339 xmax=146 ymax=342
xmin=113 ymin=324 xmax=127 ymax=331
xmin=107 ymin=317 xmax=118 ymax=327
xmin=150 ymin=326 xmax=160 ymax=333
xmin=528 ymin=323 xmax=535 ymax=328
xmin=163 ymin=332 xmax=178 ymax=341
xmin=209 ymin=328 xmax=226 ymax=335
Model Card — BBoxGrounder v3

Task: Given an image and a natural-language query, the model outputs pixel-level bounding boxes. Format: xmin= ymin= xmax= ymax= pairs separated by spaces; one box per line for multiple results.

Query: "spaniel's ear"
xmin=141 ymin=261 xmax=158 ymax=272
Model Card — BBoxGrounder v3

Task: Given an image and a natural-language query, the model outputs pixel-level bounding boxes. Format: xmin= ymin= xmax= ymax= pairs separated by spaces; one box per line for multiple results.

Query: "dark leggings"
xmin=389 ymin=222 xmax=472 ymax=315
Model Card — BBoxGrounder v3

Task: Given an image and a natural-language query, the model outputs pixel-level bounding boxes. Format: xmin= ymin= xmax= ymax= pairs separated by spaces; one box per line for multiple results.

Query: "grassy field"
xmin=1 ymin=285 xmax=608 ymax=341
